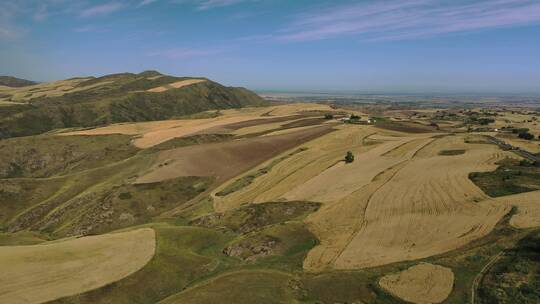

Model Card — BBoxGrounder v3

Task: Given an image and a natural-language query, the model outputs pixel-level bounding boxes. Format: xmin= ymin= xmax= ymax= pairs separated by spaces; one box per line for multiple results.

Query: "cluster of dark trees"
xmin=518 ymin=132 xmax=535 ymax=140
xmin=508 ymin=127 xmax=538 ymax=141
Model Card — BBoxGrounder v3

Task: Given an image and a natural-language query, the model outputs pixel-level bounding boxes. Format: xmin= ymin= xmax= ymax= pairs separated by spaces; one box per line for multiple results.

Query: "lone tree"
xmin=345 ymin=151 xmax=354 ymax=163
xmin=324 ymin=113 xmax=334 ymax=119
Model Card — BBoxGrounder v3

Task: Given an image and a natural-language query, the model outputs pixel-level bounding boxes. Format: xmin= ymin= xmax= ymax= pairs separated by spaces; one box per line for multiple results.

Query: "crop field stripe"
xmin=331 ymin=160 xmax=410 ymax=266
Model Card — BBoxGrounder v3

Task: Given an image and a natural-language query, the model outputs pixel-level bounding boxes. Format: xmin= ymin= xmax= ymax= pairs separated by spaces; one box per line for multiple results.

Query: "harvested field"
xmin=0 ymin=78 xmax=112 ymax=102
xmin=379 ymin=263 xmax=454 ymax=304
xmin=375 ymin=120 xmax=439 ymax=133
xmin=0 ymin=228 xmax=155 ymax=304
xmin=214 ymin=116 xmax=304 ymax=135
xmin=213 ymin=129 xmax=514 ymax=271
xmin=60 ymin=104 xmax=334 ymax=148
xmin=334 ymin=135 xmax=510 ymax=269
xmin=212 ymin=126 xmax=380 ymax=211
xmin=136 ymin=125 xmax=334 ymax=184
xmin=62 ymin=115 xmax=271 ymax=148
xmin=261 ymin=125 xmax=321 ymax=137
xmin=282 ymin=135 xmax=431 ymax=202
xmin=493 ymin=190 xmax=540 ymax=228
xmin=262 ymin=103 xmax=335 ymax=116
xmin=147 ymin=79 xmax=206 ymax=92
xmin=281 ymin=117 xmax=327 ymax=128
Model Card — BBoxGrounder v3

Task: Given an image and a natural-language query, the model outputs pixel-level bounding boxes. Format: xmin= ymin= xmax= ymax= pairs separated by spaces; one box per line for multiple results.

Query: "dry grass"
xmin=493 ymin=190 xmax=540 ymax=228
xmin=379 ymin=263 xmax=454 ymax=304
xmin=0 ymin=78 xmax=112 ymax=102
xmin=60 ymin=104 xmax=336 ymax=148
xmin=146 ymin=79 xmax=206 ymax=92
xmin=333 ymin=135 xmax=510 ymax=269
xmin=213 ymin=130 xmax=513 ymax=271
xmin=0 ymin=228 xmax=155 ymax=304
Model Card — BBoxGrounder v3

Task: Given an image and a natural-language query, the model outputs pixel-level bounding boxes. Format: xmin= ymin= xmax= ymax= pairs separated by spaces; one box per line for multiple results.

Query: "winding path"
xmin=471 ymin=251 xmax=505 ymax=304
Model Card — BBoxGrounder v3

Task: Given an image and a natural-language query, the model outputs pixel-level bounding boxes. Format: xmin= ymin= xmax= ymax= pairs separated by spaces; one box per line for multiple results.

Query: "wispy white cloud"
xmin=273 ymin=0 xmax=540 ymax=42
xmin=138 ymin=0 xmax=158 ymax=7
xmin=197 ymin=0 xmax=250 ymax=10
xmin=80 ymin=2 xmax=125 ymax=17
xmin=171 ymin=0 xmax=256 ymax=11
xmin=147 ymin=47 xmax=222 ymax=59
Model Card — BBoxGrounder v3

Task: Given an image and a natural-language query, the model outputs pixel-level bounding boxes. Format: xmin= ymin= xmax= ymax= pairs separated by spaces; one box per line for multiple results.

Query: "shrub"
xmin=324 ymin=113 xmax=333 ymax=119
xmin=478 ymin=118 xmax=495 ymax=125
xmin=518 ymin=132 xmax=534 ymax=140
xmin=118 ymin=192 xmax=132 ymax=200
xmin=345 ymin=151 xmax=354 ymax=163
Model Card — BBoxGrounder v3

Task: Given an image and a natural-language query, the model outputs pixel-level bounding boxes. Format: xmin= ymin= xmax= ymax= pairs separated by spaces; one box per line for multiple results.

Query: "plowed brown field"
xmin=136 ymin=126 xmax=334 ymax=184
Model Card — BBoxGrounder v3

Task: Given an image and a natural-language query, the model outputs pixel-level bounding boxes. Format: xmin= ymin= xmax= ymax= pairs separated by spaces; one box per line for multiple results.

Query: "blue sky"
xmin=1 ymin=0 xmax=540 ymax=93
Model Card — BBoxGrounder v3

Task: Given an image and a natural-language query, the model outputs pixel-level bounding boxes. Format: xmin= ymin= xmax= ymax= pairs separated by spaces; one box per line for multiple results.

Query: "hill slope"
xmin=0 ymin=76 xmax=36 ymax=88
xmin=0 ymin=71 xmax=265 ymax=138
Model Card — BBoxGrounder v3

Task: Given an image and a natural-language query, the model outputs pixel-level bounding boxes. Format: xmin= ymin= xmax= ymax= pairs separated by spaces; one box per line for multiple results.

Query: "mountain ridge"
xmin=0 ymin=71 xmax=266 ymax=139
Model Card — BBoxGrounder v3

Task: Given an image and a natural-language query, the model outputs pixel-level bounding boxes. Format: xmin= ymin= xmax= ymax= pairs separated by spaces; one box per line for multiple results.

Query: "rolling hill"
xmin=0 ymin=71 xmax=265 ymax=138
xmin=1 ymin=100 xmax=539 ymax=303
xmin=0 ymin=76 xmax=36 ymax=88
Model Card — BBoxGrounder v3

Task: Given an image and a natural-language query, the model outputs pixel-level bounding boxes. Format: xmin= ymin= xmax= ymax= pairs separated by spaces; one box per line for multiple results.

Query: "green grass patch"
xmin=160 ymin=270 xmax=298 ymax=304
xmin=148 ymin=134 xmax=233 ymax=152
xmin=301 ymin=271 xmax=401 ymax=304
xmin=478 ymin=230 xmax=540 ymax=304
xmin=470 ymin=158 xmax=540 ymax=197
xmin=439 ymin=149 xmax=466 ymax=156
xmin=0 ymin=230 xmax=48 ymax=245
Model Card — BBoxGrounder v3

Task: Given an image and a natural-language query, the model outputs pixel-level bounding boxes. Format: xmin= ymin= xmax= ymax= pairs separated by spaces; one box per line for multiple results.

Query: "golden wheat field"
xmin=379 ymin=263 xmax=454 ymax=304
xmin=60 ymin=103 xmax=336 ymax=148
xmin=213 ymin=127 xmax=515 ymax=271
xmin=0 ymin=228 xmax=155 ymax=304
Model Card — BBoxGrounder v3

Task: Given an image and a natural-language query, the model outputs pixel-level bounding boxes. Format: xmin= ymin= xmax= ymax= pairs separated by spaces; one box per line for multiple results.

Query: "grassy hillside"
xmin=0 ymin=71 xmax=265 ymax=138
xmin=0 ymin=76 xmax=36 ymax=87
xmin=0 ymin=133 xmax=212 ymax=237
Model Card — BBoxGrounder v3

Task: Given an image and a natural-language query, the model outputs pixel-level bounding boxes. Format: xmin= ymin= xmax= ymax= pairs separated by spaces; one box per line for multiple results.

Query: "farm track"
xmin=471 ymin=251 xmax=505 ymax=304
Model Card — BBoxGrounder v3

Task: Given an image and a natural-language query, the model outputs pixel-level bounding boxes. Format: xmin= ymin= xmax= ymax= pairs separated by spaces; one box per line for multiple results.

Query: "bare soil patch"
xmin=136 ymin=126 xmax=334 ymax=184
xmin=147 ymin=79 xmax=206 ymax=92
